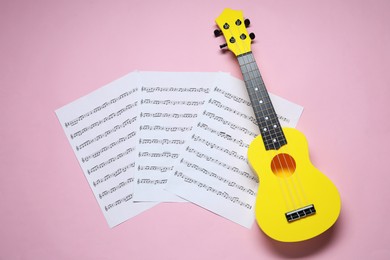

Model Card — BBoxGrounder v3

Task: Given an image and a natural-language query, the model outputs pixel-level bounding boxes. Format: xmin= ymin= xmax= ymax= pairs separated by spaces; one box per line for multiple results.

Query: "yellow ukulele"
xmin=215 ymin=8 xmax=341 ymax=242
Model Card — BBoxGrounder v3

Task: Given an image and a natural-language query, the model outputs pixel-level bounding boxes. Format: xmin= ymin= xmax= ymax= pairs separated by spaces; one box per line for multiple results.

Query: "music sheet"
xmin=166 ymin=74 xmax=304 ymax=228
xmin=56 ymin=72 xmax=157 ymax=228
xmin=56 ymin=71 xmax=303 ymax=228
xmin=133 ymin=71 xmax=224 ymax=202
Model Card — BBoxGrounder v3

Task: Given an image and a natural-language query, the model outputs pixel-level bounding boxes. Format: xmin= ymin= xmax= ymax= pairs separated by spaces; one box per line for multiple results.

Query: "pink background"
xmin=1 ymin=0 xmax=390 ymax=259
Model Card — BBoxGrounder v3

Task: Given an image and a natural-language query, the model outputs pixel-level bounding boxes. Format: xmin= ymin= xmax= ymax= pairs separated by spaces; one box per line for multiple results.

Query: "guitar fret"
xmin=262 ymin=131 xmax=285 ymax=140
xmin=238 ymin=52 xmax=287 ymax=150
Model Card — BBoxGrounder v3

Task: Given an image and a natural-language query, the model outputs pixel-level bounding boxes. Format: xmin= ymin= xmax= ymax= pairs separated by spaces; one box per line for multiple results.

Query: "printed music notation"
xmin=56 ymin=71 xmax=303 ymax=228
xmin=166 ymin=73 xmax=303 ymax=228
xmin=133 ymin=71 xmax=222 ymax=202
xmin=173 ymin=170 xmax=253 ymax=210
xmin=64 ymin=88 xmax=138 ymax=128
xmin=56 ymin=72 xmax=157 ymax=228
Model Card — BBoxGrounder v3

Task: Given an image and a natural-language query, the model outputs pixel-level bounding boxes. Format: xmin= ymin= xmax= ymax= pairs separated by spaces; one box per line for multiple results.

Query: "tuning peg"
xmin=214 ymin=29 xmax=222 ymax=37
xmin=244 ymin=19 xmax=250 ymax=27
xmin=219 ymin=43 xmax=228 ymax=49
xmin=249 ymin=33 xmax=255 ymax=40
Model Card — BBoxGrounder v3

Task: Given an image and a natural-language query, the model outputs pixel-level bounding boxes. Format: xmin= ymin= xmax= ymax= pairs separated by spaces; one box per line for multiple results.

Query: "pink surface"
xmin=1 ymin=0 xmax=390 ymax=259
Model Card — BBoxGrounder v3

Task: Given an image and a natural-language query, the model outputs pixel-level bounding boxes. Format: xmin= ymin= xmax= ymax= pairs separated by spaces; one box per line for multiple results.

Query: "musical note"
xmin=141 ymin=86 xmax=210 ymax=93
xmin=70 ymin=102 xmax=137 ymax=139
xmin=76 ymin=117 xmax=137 ymax=150
xmin=166 ymin=73 xmax=303 ymax=228
xmin=141 ymin=99 xmax=205 ymax=106
xmin=93 ymin=162 xmax=135 ymax=187
xmin=133 ymin=72 xmax=223 ymax=202
xmin=139 ymin=125 xmax=193 ymax=132
xmin=65 ymin=88 xmax=137 ymax=128
xmin=56 ymin=70 xmax=303 ymax=228
xmin=56 ymin=72 xmax=157 ymax=228
xmin=173 ymin=171 xmax=253 ymax=209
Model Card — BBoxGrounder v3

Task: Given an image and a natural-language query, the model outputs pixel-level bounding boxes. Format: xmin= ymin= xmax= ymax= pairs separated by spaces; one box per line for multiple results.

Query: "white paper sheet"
xmin=56 ymin=72 xmax=157 ymax=228
xmin=166 ymin=74 xmax=304 ymax=228
xmin=133 ymin=71 xmax=225 ymax=202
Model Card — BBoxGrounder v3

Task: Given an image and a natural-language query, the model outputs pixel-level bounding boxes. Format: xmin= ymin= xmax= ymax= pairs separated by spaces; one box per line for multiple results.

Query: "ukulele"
xmin=215 ymin=8 xmax=341 ymax=242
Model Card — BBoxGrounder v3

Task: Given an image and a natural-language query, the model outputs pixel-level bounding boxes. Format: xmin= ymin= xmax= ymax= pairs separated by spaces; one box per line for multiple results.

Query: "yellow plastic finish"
xmin=215 ymin=8 xmax=252 ymax=56
xmin=248 ymin=127 xmax=341 ymax=242
xmin=215 ymin=8 xmax=341 ymax=242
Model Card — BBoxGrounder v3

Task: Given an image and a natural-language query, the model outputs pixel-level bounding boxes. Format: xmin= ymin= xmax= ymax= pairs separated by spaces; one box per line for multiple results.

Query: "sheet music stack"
xmin=56 ymin=71 xmax=303 ymax=228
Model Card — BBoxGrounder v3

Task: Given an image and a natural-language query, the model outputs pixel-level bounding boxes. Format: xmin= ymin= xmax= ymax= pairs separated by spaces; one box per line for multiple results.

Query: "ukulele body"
xmin=248 ymin=127 xmax=341 ymax=242
xmin=215 ymin=8 xmax=340 ymax=242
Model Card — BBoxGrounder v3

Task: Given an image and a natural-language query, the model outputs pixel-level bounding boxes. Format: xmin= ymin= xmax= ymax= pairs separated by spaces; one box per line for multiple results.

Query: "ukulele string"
xmin=259 ymin=70 xmax=308 ymax=209
xmin=233 ymin=23 xmax=309 ymax=210
xmin=284 ymin=142 xmax=309 ymax=205
xmin=257 ymin=69 xmax=308 ymax=208
xmin=239 ymin=44 xmax=298 ymax=209
xmin=246 ymin=42 xmax=309 ymax=209
xmin=229 ymin=24 xmax=297 ymax=210
xmin=270 ymin=150 xmax=293 ymax=210
xmin=244 ymin=54 xmax=294 ymax=210
xmin=276 ymin=141 xmax=306 ymax=209
xmin=259 ymin=86 xmax=300 ymax=210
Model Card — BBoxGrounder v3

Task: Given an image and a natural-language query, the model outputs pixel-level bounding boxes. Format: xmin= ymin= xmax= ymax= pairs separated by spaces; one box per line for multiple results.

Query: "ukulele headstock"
xmin=215 ymin=8 xmax=255 ymax=56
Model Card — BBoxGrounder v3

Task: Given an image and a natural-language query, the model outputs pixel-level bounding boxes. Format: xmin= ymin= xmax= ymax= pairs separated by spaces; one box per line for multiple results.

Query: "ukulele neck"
xmin=237 ymin=51 xmax=287 ymax=150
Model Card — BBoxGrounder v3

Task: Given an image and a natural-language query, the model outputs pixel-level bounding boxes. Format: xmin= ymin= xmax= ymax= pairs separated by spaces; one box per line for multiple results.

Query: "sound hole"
xmin=271 ymin=153 xmax=296 ymax=177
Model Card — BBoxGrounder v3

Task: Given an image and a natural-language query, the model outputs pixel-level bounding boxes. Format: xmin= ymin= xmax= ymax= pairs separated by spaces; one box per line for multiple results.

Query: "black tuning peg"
xmin=249 ymin=33 xmax=255 ymax=40
xmin=219 ymin=43 xmax=228 ymax=49
xmin=244 ymin=19 xmax=250 ymax=27
xmin=214 ymin=29 xmax=222 ymax=37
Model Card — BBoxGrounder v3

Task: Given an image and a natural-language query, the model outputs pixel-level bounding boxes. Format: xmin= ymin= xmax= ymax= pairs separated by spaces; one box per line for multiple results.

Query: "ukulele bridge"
xmin=285 ymin=204 xmax=316 ymax=222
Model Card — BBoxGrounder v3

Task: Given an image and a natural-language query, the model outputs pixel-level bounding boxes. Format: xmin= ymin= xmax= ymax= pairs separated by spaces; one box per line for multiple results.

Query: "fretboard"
xmin=237 ymin=52 xmax=287 ymax=150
